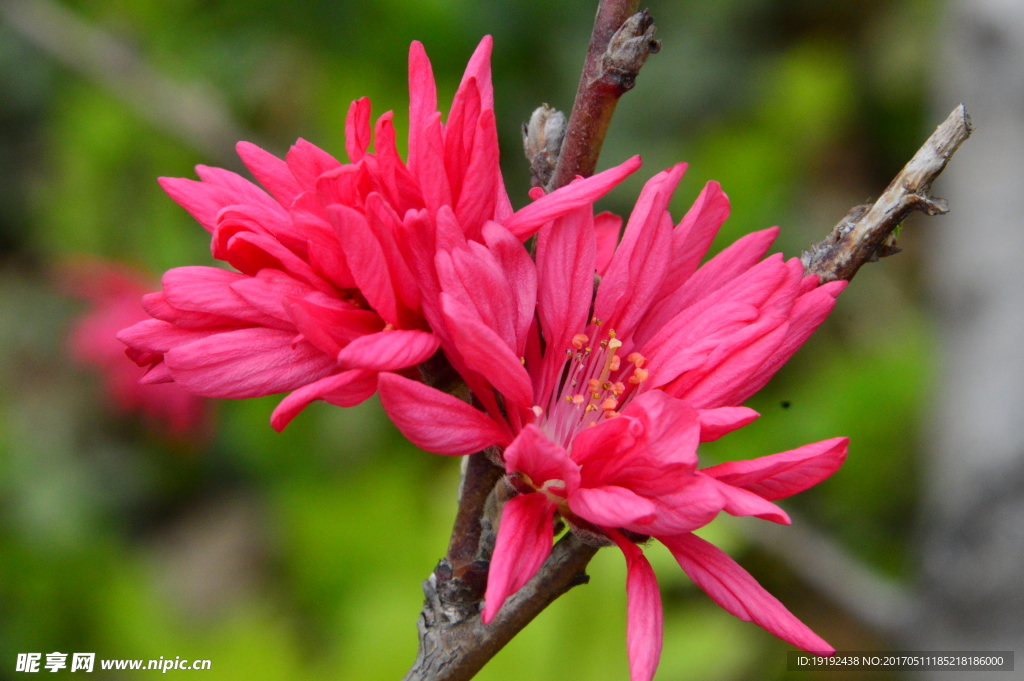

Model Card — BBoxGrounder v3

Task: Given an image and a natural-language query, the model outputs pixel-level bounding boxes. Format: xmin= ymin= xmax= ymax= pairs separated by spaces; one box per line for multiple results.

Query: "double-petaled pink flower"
xmin=378 ymin=162 xmax=848 ymax=679
xmin=118 ymin=37 xmax=636 ymax=429
xmin=64 ymin=260 xmax=209 ymax=437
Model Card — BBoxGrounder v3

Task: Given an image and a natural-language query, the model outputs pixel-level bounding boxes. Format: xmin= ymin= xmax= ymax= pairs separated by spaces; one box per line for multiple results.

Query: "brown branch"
xmin=802 ymin=105 xmax=972 ymax=282
xmin=546 ymin=2 xmax=659 ymax=191
xmin=403 ymin=533 xmax=597 ymax=681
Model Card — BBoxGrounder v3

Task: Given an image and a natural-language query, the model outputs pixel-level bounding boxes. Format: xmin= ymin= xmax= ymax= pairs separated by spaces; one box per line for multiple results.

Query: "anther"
xmin=627 ymin=352 xmax=645 ymax=368
xmin=572 ymin=394 xmax=585 ymax=405
xmin=532 ymin=406 xmax=544 ymax=417
xmin=628 ymin=368 xmax=650 ymax=384
xmin=587 ymin=378 xmax=601 ymax=391
xmin=572 ymin=334 xmax=588 ymax=349
xmin=600 ymin=398 xmax=618 ymax=411
xmin=609 ymin=355 xmax=621 ymax=371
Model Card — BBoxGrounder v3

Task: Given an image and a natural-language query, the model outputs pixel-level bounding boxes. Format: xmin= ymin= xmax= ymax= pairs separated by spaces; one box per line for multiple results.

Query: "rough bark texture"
xmin=915 ymin=1 xmax=1024 ymax=678
xmin=802 ymin=105 xmax=971 ymax=283
xmin=546 ymin=2 xmax=659 ymax=191
xmin=402 ymin=533 xmax=597 ymax=681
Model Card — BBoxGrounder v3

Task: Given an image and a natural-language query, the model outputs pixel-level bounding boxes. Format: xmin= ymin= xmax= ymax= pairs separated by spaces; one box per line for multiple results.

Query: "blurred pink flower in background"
xmin=378 ymin=162 xmax=848 ymax=679
xmin=63 ymin=260 xmax=209 ymax=438
xmin=119 ymin=36 xmax=636 ymax=430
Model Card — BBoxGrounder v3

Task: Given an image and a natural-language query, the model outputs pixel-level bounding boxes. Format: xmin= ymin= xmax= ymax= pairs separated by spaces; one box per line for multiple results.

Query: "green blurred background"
xmin=0 ymin=0 xmax=940 ymax=678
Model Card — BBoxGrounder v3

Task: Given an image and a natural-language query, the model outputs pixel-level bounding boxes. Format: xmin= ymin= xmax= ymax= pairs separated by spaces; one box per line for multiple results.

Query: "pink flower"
xmin=378 ymin=163 xmax=849 ymax=678
xmin=119 ymin=37 xmax=638 ymax=429
xmin=64 ymin=260 xmax=209 ymax=437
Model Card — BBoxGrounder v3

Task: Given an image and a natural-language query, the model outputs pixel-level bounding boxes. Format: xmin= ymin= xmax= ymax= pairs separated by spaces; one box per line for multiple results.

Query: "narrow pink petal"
xmin=436 ymin=244 xmax=516 ymax=348
xmin=504 ymin=156 xmax=643 ymax=240
xmin=194 ymin=165 xmax=282 ymax=210
xmin=482 ymin=220 xmax=537 ymax=355
xmin=229 ymin=268 xmax=316 ymax=323
xmin=236 ymin=141 xmax=301 ymax=208
xmin=701 ymin=437 xmax=848 ymax=500
xmin=141 ymin=291 xmax=243 ymax=329
xmin=701 ymin=475 xmax=790 ymax=524
xmin=372 ymin=112 xmax=424 ymax=209
xmin=139 ymin=361 xmax=173 ymax=385
xmin=620 ymin=390 xmax=702 ymax=468
xmin=413 ymin=112 xmax=452 ymax=213
xmin=285 ymin=139 xmax=342 ymax=189
xmin=643 ymin=302 xmax=759 ymax=390
xmin=158 ymin=176 xmax=233 ymax=233
xmin=211 ymin=202 xmax=303 ymax=261
xmin=164 ymin=327 xmax=336 ymax=398
xmin=482 ymin=492 xmax=554 ymax=623
xmin=503 ymin=424 xmax=580 ymax=492
xmin=593 ymin=164 xmax=685 ymax=338
xmin=223 ymin=231 xmax=334 ymax=294
xmin=443 ymin=76 xmax=480 ymax=204
xmin=336 ymin=329 xmax=439 ymax=371
xmin=568 ymin=486 xmax=657 ymax=527
xmin=364 ymin=194 xmax=422 ymax=316
xmin=594 ymin=211 xmax=622 ymax=276
xmin=408 ymin=40 xmax=439 ymax=181
xmin=440 ymin=294 xmax=534 ymax=409
xmin=637 ymin=227 xmax=780 ymax=346
xmin=607 ymin=529 xmax=663 ymax=681
xmin=377 ymin=372 xmax=510 ymax=455
xmin=270 ymin=369 xmax=377 ymax=431
xmin=285 ymin=295 xmax=384 ymax=356
xmin=454 ymin=109 xmax=499 ymax=237
xmin=667 ymin=313 xmax=789 ymax=409
xmin=635 ymin=475 xmax=726 ymax=537
xmin=737 ymin=280 xmax=848 ymax=401
xmin=457 ymin=35 xmax=494 ymax=111
xmin=697 ymin=406 xmax=760 ymax=442
xmin=345 ymin=97 xmax=372 ymax=163
xmin=117 ymin=319 xmax=222 ymax=356
xmin=661 ymin=533 xmax=834 ymax=653
xmin=329 ymin=205 xmax=399 ymax=326
xmin=294 ymin=193 xmax=358 ymax=289
xmin=535 ymin=204 xmax=596 ymax=403
xmin=659 ymin=180 xmax=731 ymax=295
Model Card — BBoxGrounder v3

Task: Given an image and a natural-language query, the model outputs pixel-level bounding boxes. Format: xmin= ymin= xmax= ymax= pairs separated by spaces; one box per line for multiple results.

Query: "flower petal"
xmin=164 ymin=327 xmax=336 ymax=398
xmin=701 ymin=474 xmax=791 ymax=524
xmin=594 ymin=211 xmax=622 ymax=277
xmin=336 ymin=329 xmax=439 ymax=371
xmin=504 ymin=424 xmax=580 ymax=492
xmin=700 ymin=437 xmax=848 ymax=500
xmin=440 ymin=293 xmax=534 ymax=409
xmin=697 ymin=407 xmax=760 ymax=442
xmin=568 ymin=486 xmax=657 ymax=527
xmin=236 ymin=141 xmax=301 ymax=208
xmin=661 ymin=532 xmax=834 ymax=653
xmin=377 ymin=372 xmax=510 ymax=455
xmin=482 ymin=492 xmax=555 ymax=623
xmin=607 ymin=529 xmax=663 ymax=681
xmin=504 ymin=156 xmax=643 ymax=240
xmin=270 ymin=369 xmax=378 ymax=431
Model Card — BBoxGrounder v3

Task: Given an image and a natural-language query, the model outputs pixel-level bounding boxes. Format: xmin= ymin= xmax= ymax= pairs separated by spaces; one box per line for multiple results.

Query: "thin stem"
xmin=802 ymin=105 xmax=972 ymax=282
xmin=547 ymin=1 xmax=658 ymax=190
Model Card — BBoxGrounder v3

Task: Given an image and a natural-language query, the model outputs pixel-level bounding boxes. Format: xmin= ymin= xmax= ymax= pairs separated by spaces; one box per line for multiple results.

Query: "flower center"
xmin=538 ymin=326 xmax=649 ymax=448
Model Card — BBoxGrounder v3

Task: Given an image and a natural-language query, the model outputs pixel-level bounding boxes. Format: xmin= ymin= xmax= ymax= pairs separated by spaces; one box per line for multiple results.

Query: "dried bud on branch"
xmin=523 ymin=104 xmax=566 ymax=188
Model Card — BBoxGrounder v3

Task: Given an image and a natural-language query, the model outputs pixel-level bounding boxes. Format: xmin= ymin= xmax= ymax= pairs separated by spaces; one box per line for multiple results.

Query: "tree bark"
xmin=915 ymin=1 xmax=1024 ymax=677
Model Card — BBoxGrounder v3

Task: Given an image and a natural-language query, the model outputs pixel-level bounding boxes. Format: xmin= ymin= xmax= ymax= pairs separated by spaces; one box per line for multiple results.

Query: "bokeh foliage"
xmin=0 ymin=0 xmax=937 ymax=678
